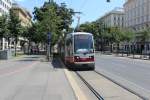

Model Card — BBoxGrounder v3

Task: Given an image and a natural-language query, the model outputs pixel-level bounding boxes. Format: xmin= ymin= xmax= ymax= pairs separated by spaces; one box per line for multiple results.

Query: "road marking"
xmin=0 ymin=61 xmax=38 ymax=77
xmin=64 ymin=69 xmax=88 ymax=100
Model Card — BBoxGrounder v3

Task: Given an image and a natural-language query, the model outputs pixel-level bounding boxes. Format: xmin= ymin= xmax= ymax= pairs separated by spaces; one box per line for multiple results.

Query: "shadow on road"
xmin=18 ymin=59 xmax=38 ymax=62
xmin=23 ymin=56 xmax=41 ymax=59
xmin=51 ymin=57 xmax=65 ymax=69
xmin=51 ymin=56 xmax=93 ymax=71
xmin=16 ymin=55 xmax=42 ymax=62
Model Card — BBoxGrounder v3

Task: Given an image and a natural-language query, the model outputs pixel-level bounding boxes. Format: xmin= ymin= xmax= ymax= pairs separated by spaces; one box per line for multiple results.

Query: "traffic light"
xmin=107 ymin=0 xmax=110 ymax=2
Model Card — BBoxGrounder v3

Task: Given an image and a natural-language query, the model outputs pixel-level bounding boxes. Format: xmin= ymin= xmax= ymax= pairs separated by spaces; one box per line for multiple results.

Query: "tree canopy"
xmin=0 ymin=15 xmax=9 ymax=39
xmin=32 ymin=1 xmax=74 ymax=46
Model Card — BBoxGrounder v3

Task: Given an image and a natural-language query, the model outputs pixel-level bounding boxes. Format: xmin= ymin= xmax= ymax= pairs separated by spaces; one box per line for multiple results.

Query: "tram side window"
xmin=66 ymin=38 xmax=73 ymax=56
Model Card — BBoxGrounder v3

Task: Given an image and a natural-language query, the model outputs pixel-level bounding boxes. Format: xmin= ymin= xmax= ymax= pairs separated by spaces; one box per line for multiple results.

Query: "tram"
xmin=64 ymin=32 xmax=95 ymax=70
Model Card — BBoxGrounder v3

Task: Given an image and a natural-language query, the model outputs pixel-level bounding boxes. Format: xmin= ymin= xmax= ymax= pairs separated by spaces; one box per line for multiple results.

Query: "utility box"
xmin=0 ymin=50 xmax=13 ymax=60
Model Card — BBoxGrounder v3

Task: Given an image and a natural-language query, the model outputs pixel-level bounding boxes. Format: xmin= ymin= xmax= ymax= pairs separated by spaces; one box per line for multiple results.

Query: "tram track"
xmin=75 ymin=70 xmax=145 ymax=100
xmin=75 ymin=71 xmax=104 ymax=100
xmin=94 ymin=70 xmax=147 ymax=100
xmin=59 ymin=58 xmax=144 ymax=99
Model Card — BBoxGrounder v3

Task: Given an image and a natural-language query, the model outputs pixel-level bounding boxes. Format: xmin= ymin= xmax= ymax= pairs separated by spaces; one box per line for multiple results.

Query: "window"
xmin=66 ymin=38 xmax=73 ymax=56
xmin=74 ymin=35 xmax=94 ymax=54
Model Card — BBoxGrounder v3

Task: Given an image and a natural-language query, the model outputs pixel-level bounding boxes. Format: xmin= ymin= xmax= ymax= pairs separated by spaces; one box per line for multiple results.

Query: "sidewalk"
xmin=115 ymin=53 xmax=150 ymax=60
xmin=0 ymin=55 xmax=76 ymax=100
xmin=96 ymin=51 xmax=150 ymax=60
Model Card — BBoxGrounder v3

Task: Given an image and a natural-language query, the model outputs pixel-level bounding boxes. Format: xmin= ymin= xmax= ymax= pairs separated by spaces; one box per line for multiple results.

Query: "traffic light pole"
xmin=47 ymin=43 xmax=50 ymax=61
xmin=47 ymin=32 xmax=51 ymax=61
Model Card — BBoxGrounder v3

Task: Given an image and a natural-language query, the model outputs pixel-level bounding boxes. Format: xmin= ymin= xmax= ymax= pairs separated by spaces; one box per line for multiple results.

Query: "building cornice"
xmin=124 ymin=0 xmax=134 ymax=6
xmin=12 ymin=3 xmax=32 ymax=19
xmin=99 ymin=8 xmax=124 ymax=20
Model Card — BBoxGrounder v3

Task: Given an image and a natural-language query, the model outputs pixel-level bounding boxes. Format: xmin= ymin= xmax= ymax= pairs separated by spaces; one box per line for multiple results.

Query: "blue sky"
xmin=15 ymin=0 xmax=125 ymax=27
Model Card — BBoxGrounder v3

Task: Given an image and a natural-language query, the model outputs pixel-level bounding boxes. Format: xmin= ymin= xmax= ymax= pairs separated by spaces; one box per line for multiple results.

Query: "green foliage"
xmin=8 ymin=8 xmax=22 ymax=56
xmin=57 ymin=3 xmax=74 ymax=31
xmin=8 ymin=9 xmax=22 ymax=40
xmin=0 ymin=15 xmax=9 ymax=39
xmin=139 ymin=28 xmax=150 ymax=43
xmin=122 ymin=29 xmax=135 ymax=42
xmin=32 ymin=1 xmax=74 ymax=46
xmin=79 ymin=22 xmax=99 ymax=37
xmin=79 ymin=21 xmax=135 ymax=44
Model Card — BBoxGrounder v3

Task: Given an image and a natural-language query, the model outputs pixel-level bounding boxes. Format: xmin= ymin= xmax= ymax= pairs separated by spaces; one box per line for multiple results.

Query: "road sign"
xmin=48 ymin=32 xmax=51 ymax=41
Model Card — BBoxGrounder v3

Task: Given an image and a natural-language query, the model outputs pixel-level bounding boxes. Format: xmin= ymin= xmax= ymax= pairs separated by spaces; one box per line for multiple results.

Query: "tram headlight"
xmin=89 ymin=56 xmax=94 ymax=61
xmin=74 ymin=56 xmax=80 ymax=61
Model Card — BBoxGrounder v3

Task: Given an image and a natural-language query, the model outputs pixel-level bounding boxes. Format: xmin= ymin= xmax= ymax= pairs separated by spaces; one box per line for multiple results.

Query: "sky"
xmin=15 ymin=0 xmax=125 ymax=27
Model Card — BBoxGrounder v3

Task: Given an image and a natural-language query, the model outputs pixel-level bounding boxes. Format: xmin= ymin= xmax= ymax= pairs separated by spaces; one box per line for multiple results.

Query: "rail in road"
xmin=75 ymin=71 xmax=104 ymax=100
xmin=75 ymin=70 xmax=144 ymax=100
xmin=59 ymin=57 xmax=142 ymax=100
xmin=94 ymin=70 xmax=148 ymax=100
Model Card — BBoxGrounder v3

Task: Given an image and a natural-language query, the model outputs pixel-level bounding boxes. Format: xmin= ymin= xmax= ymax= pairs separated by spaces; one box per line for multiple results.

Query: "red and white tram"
xmin=64 ymin=32 xmax=95 ymax=70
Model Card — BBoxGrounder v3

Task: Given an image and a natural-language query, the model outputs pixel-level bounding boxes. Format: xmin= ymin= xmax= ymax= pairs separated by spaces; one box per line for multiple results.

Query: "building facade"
xmin=11 ymin=3 xmax=32 ymax=50
xmin=124 ymin=0 xmax=150 ymax=54
xmin=99 ymin=7 xmax=124 ymax=28
xmin=0 ymin=3 xmax=32 ymax=50
xmin=0 ymin=0 xmax=12 ymax=16
xmin=124 ymin=0 xmax=150 ymax=31
xmin=96 ymin=8 xmax=124 ymax=51
xmin=12 ymin=3 xmax=32 ymax=27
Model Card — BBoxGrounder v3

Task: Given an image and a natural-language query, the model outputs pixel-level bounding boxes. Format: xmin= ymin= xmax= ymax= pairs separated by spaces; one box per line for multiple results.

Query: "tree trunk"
xmin=0 ymin=38 xmax=2 ymax=50
xmin=117 ymin=43 xmax=120 ymax=55
xmin=14 ymin=41 xmax=17 ymax=56
xmin=132 ymin=44 xmax=134 ymax=58
xmin=14 ymin=37 xmax=18 ymax=57
xmin=127 ymin=44 xmax=130 ymax=56
xmin=110 ymin=43 xmax=113 ymax=53
xmin=8 ymin=38 xmax=10 ymax=50
xmin=28 ymin=40 xmax=31 ymax=55
xmin=121 ymin=44 xmax=124 ymax=57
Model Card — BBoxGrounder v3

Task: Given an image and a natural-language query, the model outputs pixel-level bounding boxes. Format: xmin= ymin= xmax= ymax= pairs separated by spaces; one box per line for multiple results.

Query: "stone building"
xmin=99 ymin=7 xmax=124 ymax=28
xmin=124 ymin=0 xmax=150 ymax=53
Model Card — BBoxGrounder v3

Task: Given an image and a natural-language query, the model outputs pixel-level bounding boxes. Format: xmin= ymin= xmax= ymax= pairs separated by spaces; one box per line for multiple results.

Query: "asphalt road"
xmin=0 ymin=55 xmax=76 ymax=100
xmin=95 ymin=54 xmax=150 ymax=98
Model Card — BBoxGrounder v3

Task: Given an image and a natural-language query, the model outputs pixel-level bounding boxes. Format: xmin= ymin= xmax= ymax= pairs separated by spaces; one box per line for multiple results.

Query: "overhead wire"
xmin=79 ymin=0 xmax=89 ymax=12
xmin=74 ymin=0 xmax=89 ymax=31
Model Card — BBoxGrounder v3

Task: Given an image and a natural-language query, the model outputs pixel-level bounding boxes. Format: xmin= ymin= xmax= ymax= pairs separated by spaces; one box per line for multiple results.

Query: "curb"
xmin=58 ymin=58 xmax=88 ymax=100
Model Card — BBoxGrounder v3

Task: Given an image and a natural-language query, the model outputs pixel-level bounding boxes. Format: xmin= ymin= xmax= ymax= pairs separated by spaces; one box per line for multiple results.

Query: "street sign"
xmin=48 ymin=32 xmax=51 ymax=41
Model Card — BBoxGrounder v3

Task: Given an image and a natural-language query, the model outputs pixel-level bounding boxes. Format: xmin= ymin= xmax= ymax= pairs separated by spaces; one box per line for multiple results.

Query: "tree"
xmin=140 ymin=28 xmax=150 ymax=43
xmin=57 ymin=3 xmax=74 ymax=33
xmin=8 ymin=9 xmax=22 ymax=56
xmin=79 ymin=21 xmax=109 ymax=51
xmin=0 ymin=15 xmax=9 ymax=50
xmin=33 ymin=1 xmax=75 ymax=52
xmin=138 ymin=28 xmax=150 ymax=55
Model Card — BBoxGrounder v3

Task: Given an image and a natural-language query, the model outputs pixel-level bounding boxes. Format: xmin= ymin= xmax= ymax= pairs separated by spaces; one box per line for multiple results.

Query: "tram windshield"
xmin=74 ymin=34 xmax=94 ymax=54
